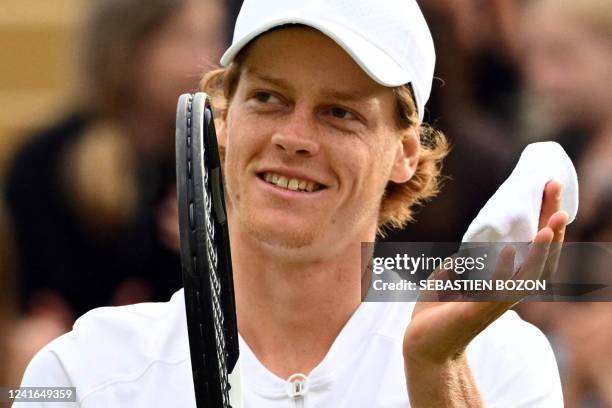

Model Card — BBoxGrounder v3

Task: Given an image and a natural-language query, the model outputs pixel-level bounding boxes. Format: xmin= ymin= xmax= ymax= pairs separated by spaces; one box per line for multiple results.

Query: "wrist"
xmin=404 ymin=353 xmax=484 ymax=408
xmin=404 ymin=351 xmax=468 ymax=382
xmin=403 ymin=334 xmax=468 ymax=369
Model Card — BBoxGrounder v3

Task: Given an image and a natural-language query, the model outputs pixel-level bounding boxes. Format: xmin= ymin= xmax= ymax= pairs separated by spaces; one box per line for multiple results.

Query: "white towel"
xmin=462 ymin=142 xmax=579 ymax=243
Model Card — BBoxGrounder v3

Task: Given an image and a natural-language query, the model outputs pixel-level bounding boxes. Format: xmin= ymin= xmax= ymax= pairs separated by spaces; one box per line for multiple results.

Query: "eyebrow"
xmin=244 ymin=68 xmax=372 ymax=102
xmin=319 ymin=87 xmax=370 ymax=102
xmin=243 ymin=68 xmax=291 ymax=90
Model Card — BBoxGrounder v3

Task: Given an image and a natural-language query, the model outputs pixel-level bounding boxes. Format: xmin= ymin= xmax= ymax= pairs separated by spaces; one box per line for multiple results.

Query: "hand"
xmin=403 ymin=181 xmax=568 ymax=406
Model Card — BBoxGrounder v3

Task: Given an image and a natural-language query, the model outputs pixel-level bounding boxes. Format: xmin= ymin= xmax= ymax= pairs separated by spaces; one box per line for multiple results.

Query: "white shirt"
xmin=17 ymin=289 xmax=563 ymax=407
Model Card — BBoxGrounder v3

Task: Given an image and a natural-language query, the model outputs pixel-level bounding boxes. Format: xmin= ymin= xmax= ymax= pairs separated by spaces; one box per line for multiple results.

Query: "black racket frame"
xmin=175 ymin=92 xmax=239 ymax=408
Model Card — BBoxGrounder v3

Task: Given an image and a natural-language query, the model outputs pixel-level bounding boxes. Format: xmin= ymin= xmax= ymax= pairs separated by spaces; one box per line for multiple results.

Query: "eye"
xmin=329 ymin=107 xmax=356 ymax=120
xmin=254 ymin=91 xmax=281 ymax=104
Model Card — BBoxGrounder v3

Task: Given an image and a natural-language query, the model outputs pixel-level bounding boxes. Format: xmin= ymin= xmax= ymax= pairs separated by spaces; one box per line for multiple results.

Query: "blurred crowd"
xmin=0 ymin=0 xmax=610 ymax=406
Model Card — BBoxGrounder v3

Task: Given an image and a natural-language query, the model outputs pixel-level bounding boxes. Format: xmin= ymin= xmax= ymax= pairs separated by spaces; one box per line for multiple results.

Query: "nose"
xmin=271 ymin=111 xmax=320 ymax=157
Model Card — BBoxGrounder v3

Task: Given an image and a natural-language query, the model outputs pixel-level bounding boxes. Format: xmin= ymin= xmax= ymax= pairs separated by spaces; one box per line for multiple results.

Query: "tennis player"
xmin=18 ymin=0 xmax=568 ymax=406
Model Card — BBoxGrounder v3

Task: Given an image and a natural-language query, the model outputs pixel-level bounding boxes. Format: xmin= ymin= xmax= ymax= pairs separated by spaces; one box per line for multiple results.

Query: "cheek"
xmin=223 ymin=109 xmax=267 ymax=182
xmin=335 ymin=138 xmax=395 ymax=201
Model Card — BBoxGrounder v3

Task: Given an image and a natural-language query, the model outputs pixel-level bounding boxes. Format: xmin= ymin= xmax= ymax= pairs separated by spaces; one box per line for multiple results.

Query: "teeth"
xmin=261 ymin=172 xmax=321 ymax=192
xmin=277 ymin=176 xmax=288 ymax=188
xmin=288 ymin=179 xmax=299 ymax=191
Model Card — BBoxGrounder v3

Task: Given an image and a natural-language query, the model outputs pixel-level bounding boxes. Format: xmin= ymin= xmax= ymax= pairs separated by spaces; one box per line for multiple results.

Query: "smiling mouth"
xmin=258 ymin=172 xmax=324 ymax=192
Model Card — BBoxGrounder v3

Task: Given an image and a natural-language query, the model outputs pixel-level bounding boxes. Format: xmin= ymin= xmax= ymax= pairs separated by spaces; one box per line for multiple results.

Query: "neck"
xmin=231 ymin=220 xmax=373 ymax=379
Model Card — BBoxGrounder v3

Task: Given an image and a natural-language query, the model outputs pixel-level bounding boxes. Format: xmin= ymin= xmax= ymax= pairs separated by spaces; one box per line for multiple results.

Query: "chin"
xmin=227 ymin=187 xmax=329 ymax=250
xmin=243 ymin=217 xmax=319 ymax=249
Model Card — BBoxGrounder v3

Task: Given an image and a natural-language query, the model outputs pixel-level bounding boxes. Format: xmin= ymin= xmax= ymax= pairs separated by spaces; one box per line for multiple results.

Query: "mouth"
xmin=257 ymin=171 xmax=325 ymax=193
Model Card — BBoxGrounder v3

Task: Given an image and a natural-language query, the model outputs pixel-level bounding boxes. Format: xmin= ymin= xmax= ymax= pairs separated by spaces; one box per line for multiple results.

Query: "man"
xmin=18 ymin=0 xmax=568 ymax=406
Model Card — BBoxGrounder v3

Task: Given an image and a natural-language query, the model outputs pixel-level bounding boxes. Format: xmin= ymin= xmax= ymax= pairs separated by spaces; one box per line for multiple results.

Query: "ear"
xmin=389 ymin=127 xmax=420 ymax=183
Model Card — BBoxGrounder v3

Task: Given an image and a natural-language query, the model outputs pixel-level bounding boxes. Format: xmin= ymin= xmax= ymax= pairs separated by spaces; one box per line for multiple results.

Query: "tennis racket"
xmin=176 ymin=93 xmax=241 ymax=408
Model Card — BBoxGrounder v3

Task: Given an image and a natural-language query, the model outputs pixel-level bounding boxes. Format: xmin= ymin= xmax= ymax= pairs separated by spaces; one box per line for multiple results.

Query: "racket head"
xmin=176 ymin=92 xmax=239 ymax=407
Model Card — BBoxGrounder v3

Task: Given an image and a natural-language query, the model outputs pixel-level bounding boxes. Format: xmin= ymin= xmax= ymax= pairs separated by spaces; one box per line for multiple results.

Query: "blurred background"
xmin=0 ymin=0 xmax=610 ymax=406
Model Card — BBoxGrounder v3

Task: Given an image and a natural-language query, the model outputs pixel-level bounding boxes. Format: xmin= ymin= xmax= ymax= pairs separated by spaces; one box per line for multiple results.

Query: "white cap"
xmin=220 ymin=0 xmax=436 ymax=121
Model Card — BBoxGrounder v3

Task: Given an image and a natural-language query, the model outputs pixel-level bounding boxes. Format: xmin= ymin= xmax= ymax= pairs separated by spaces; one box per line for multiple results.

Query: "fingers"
xmin=494 ymin=223 xmax=562 ymax=305
xmin=542 ymin=210 xmax=568 ymax=280
xmin=486 ymin=228 xmax=551 ymax=306
xmin=490 ymin=245 xmax=516 ymax=291
xmin=415 ymin=226 xmax=560 ymax=339
xmin=517 ymin=227 xmax=553 ymax=282
xmin=491 ymin=245 xmax=517 ymax=282
xmin=539 ymin=180 xmax=562 ymax=231
xmin=485 ymin=245 xmax=517 ymax=306
xmin=548 ymin=210 xmax=568 ymax=243
xmin=537 ymin=183 xmax=567 ymax=280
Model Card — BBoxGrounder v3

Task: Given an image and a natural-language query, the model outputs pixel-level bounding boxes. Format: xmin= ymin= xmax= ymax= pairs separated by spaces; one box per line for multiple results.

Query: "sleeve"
xmin=12 ymin=349 xmax=80 ymax=408
xmin=467 ymin=311 xmax=564 ymax=408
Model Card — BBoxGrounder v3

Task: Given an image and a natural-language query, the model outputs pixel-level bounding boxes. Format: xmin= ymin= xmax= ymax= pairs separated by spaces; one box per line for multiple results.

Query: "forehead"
xmin=238 ymin=26 xmax=390 ymax=99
